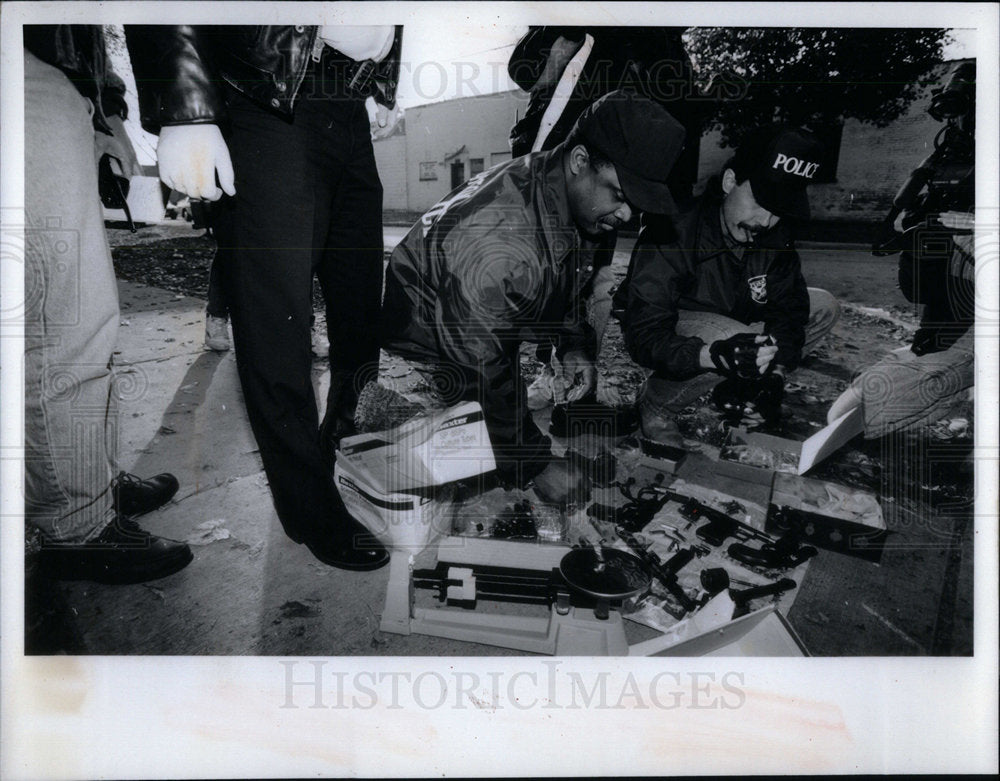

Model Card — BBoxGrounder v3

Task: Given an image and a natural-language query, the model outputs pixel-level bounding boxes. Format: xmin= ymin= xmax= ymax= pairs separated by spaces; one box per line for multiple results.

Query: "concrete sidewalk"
xmin=26 ymin=266 xmax=973 ymax=657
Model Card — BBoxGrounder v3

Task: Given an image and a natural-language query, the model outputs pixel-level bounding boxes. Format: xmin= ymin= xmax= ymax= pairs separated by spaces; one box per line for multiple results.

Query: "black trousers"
xmin=213 ymin=66 xmax=384 ymax=543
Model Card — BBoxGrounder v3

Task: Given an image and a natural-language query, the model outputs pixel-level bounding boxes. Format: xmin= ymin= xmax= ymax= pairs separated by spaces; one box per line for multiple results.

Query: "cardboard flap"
xmin=798 ymin=406 xmax=864 ymax=474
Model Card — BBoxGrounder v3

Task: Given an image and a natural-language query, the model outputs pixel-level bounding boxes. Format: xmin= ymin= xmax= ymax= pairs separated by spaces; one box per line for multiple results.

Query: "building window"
xmin=470 ymin=158 xmax=485 ymax=176
xmin=490 ymin=152 xmax=511 ymax=166
xmin=419 ymin=162 xmax=437 ymax=181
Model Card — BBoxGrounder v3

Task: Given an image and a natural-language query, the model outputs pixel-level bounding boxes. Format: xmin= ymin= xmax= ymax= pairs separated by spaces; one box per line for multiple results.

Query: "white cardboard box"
xmin=337 ymin=401 xmax=496 ymax=494
xmin=334 ymin=456 xmax=454 ymax=554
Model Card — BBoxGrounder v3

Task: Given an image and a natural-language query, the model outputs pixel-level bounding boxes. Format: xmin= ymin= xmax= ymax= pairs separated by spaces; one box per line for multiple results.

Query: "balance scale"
xmin=379 ymin=535 xmax=652 ymax=655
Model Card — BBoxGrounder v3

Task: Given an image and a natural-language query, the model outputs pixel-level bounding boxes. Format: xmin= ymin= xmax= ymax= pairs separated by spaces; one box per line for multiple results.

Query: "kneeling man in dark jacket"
xmin=381 ymin=91 xmax=685 ymax=503
xmin=613 ymin=126 xmax=840 ymax=446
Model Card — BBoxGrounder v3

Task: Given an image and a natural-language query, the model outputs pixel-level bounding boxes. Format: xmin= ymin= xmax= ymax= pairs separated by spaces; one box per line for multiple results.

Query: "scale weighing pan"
xmin=559 ymin=547 xmax=652 ymax=600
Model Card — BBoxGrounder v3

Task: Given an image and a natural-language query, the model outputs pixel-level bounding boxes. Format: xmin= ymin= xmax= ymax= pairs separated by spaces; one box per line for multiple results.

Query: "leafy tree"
xmin=683 ymin=28 xmax=953 ymax=146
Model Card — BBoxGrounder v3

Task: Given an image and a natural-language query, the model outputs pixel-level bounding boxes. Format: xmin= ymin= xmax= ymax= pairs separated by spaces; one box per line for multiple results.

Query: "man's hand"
xmin=531 ymin=456 xmax=591 ymax=507
xmin=707 ymin=333 xmax=777 ymax=378
xmin=559 ymin=350 xmax=597 ymax=402
xmin=156 ymin=124 xmax=235 ymax=201
xmin=371 ymin=102 xmax=403 ymax=141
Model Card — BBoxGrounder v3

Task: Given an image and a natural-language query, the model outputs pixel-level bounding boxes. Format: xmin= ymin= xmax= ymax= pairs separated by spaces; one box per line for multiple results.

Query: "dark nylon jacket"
xmin=381 ymin=148 xmax=612 ymax=479
xmin=125 ymin=25 xmax=403 ymax=133
xmin=613 ymin=182 xmax=810 ymax=377
xmin=507 ymin=25 xmax=702 ymax=206
xmin=23 ymin=25 xmax=115 ymax=133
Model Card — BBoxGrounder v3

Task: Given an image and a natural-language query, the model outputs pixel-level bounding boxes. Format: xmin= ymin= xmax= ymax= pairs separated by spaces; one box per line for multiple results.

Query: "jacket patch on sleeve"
xmin=748 ymin=274 xmax=768 ymax=303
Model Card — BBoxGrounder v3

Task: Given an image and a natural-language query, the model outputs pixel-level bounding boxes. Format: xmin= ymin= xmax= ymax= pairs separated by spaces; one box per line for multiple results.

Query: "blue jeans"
xmin=24 ymin=51 xmax=119 ymax=542
xmin=639 ymin=288 xmax=840 ymax=443
xmin=851 ymin=332 xmax=974 ymax=438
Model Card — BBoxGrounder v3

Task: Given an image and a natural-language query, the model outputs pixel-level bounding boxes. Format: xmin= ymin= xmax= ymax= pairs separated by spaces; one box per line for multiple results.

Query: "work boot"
xmin=204 ymin=314 xmax=230 ymax=352
xmin=113 ymin=471 xmax=180 ymax=517
xmin=35 ymin=516 xmax=194 ymax=585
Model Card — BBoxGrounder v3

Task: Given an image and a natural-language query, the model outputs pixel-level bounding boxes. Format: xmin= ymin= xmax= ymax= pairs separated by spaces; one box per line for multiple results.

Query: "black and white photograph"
xmin=1 ymin=1 xmax=997 ymax=777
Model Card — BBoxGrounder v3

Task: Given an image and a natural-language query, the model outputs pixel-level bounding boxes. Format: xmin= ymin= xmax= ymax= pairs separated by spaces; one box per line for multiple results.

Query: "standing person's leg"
xmin=24 ymin=50 xmax=191 ymax=582
xmin=24 ymin=51 xmax=119 ymax=543
xmin=204 ymin=245 xmax=231 ymax=352
xmin=315 ymin=95 xmax=384 ymax=466
xmin=214 ymin=87 xmax=328 ymax=543
xmin=214 ymin=81 xmax=386 ymax=568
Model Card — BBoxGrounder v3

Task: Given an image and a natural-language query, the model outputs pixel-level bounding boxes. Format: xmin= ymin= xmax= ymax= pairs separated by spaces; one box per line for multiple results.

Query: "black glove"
xmin=709 ymin=333 xmax=774 ymax=379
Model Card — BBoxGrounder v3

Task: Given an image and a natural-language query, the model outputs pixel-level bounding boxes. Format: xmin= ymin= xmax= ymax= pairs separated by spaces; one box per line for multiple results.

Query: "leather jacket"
xmin=381 ymin=147 xmax=613 ymax=479
xmin=125 ymin=25 xmax=403 ymax=133
xmin=23 ymin=25 xmax=115 ymax=133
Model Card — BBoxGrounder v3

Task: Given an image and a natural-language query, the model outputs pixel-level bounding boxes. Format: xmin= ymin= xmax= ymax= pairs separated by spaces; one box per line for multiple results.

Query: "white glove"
xmin=156 ymin=124 xmax=236 ymax=201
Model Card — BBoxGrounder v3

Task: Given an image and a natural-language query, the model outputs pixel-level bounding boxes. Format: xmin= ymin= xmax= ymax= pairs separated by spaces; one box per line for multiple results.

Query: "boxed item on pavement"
xmin=628 ymin=592 xmax=808 ymax=657
xmin=767 ymin=472 xmax=888 ymax=562
xmin=334 ymin=455 xmax=454 ymax=554
xmin=337 ymin=401 xmax=496 ymax=494
xmin=715 ymin=406 xmax=863 ymax=484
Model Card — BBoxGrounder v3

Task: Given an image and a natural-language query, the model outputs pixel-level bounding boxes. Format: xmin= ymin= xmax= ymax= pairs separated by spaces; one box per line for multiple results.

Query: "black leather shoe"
xmin=305 ymin=522 xmax=389 ymax=572
xmin=114 ymin=472 xmax=180 ymax=517
xmin=36 ymin=516 xmax=193 ymax=585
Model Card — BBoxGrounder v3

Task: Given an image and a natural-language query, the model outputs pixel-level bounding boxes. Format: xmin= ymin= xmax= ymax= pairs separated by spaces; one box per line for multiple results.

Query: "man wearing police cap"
xmin=613 ymin=125 xmax=841 ymax=446
xmin=380 ymin=90 xmax=686 ymax=503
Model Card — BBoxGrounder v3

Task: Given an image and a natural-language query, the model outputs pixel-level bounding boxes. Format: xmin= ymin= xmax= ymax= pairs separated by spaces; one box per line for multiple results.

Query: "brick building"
xmin=374 ymin=59 xmax=972 ymax=223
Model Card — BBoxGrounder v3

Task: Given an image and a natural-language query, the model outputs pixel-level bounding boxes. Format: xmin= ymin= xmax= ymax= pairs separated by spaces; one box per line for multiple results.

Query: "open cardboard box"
xmin=715 ymin=406 xmax=864 ymax=484
xmin=629 ymin=595 xmax=808 ymax=657
xmin=767 ymin=472 xmax=888 ymax=562
xmin=337 ymin=401 xmax=496 ymax=494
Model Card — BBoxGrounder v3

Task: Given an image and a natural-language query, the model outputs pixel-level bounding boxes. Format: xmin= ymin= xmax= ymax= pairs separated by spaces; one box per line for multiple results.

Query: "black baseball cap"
xmin=569 ymin=90 xmax=686 ymax=215
xmin=731 ymin=126 xmax=825 ymax=219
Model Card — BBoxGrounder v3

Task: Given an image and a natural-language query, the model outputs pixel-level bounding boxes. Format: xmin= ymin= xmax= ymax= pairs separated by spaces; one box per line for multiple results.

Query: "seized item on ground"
xmin=489 ymin=500 xmax=538 ymax=540
xmin=559 ymin=547 xmax=651 ymax=600
xmin=549 ymin=398 xmax=639 ymax=439
xmin=638 ymin=439 xmax=687 ymax=474
xmin=692 ymin=504 xmax=776 ymax=547
xmin=727 ymin=532 xmax=818 ymax=570
xmin=729 ymin=578 xmax=798 ymax=617
xmin=767 ymin=476 xmax=888 ymax=562
xmin=566 ymin=448 xmax=619 ymax=488
xmin=712 ymin=374 xmax=785 ymax=424
xmin=716 ymin=406 xmax=864 ymax=483
xmin=389 ymin=538 xmax=632 ymax=655
xmin=614 ymin=528 xmax=699 ymax=617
